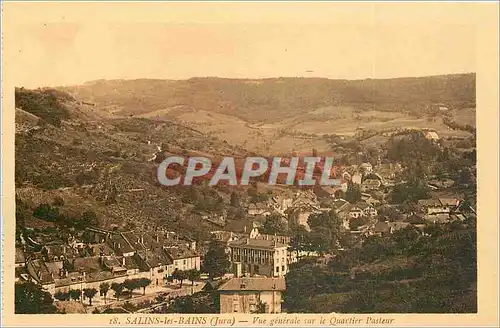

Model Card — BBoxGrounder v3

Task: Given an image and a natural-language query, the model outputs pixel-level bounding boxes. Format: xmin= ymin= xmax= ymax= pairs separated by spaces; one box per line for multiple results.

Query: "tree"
xmin=15 ymin=282 xmax=57 ymax=314
xmin=289 ymin=225 xmax=312 ymax=259
xmin=123 ymin=279 xmax=139 ymax=298
xmin=79 ymin=210 xmax=98 ymax=229
xmin=99 ymin=282 xmax=110 ymax=304
xmin=83 ymin=288 xmax=98 ymax=306
xmin=187 ymin=269 xmax=201 ymax=288
xmin=230 ymin=191 xmax=240 ymax=207
xmin=172 ymin=269 xmax=188 ymax=288
xmin=203 ymin=241 xmax=231 ymax=279
xmin=33 ymin=203 xmax=60 ymax=222
xmin=166 ymin=291 xmax=218 ymax=313
xmin=111 ymin=282 xmax=124 ymax=301
xmin=261 ymin=214 xmax=288 ymax=235
xmin=345 ymin=183 xmax=362 ymax=204
xmin=54 ymin=291 xmax=70 ymax=301
xmin=69 ymin=289 xmax=81 ymax=301
xmin=306 ymin=210 xmax=344 ymax=254
xmin=137 ymin=278 xmax=152 ymax=296
xmin=52 ymin=196 xmax=65 ymax=206
xmin=252 ymin=300 xmax=267 ymax=313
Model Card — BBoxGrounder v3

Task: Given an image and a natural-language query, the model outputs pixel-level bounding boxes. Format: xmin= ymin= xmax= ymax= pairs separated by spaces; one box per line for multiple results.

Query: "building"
xmin=361 ymin=179 xmax=382 ymax=192
xmin=359 ymin=162 xmax=373 ymax=173
xmin=223 ymin=219 xmax=260 ymax=239
xmin=417 ymin=198 xmax=461 ymax=215
xmin=165 ymin=245 xmax=201 ymax=272
xmin=228 ymin=239 xmax=289 ymax=277
xmin=218 ymin=277 xmax=286 ymax=313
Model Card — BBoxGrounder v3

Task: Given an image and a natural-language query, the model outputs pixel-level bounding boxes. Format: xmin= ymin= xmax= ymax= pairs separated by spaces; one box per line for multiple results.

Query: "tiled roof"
xmin=373 ymin=222 xmax=390 ymax=233
xmin=228 ymin=238 xmax=286 ymax=250
xmin=218 ymin=277 xmax=286 ymax=291
xmin=15 ymin=247 xmax=25 ymax=264
xmin=28 ymin=259 xmax=54 ymax=285
xmin=417 ymin=199 xmax=442 ymax=207
xmin=438 ymin=198 xmax=461 ymax=206
xmin=224 ymin=219 xmax=259 ymax=234
xmin=121 ymin=232 xmax=147 ymax=252
xmin=72 ymin=256 xmax=102 ymax=273
xmin=165 ymin=245 xmax=199 ymax=260
xmin=106 ymin=233 xmax=135 ymax=254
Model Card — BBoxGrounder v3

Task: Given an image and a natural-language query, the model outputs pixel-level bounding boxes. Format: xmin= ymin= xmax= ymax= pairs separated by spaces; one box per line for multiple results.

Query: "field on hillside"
xmin=60 ymin=75 xmax=476 ymax=154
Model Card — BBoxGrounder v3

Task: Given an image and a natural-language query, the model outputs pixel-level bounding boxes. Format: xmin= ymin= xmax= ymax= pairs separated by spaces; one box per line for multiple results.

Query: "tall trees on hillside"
xmin=15 ymin=282 xmax=57 ymax=314
xmin=203 ymin=241 xmax=231 ymax=279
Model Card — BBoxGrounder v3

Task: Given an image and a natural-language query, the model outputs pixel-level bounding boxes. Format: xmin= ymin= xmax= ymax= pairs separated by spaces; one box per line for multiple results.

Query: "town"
xmin=15 ymin=123 xmax=477 ymax=313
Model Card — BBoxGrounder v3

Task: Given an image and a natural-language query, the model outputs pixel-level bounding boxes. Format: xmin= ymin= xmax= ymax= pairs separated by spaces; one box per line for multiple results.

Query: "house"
xmin=228 ymin=239 xmax=289 ymax=277
xmin=338 ymin=204 xmax=365 ymax=220
xmin=361 ymin=179 xmax=382 ymax=192
xmin=254 ymin=233 xmax=291 ymax=245
xmin=428 ymin=178 xmax=455 ymax=190
xmin=289 ymin=204 xmax=326 ymax=231
xmin=248 ymin=203 xmax=272 ymax=216
xmin=351 ymin=173 xmax=362 ymax=185
xmin=372 ymin=222 xmax=391 ymax=236
xmin=417 ymin=198 xmax=461 ymax=214
xmin=42 ymin=244 xmax=78 ymax=263
xmin=425 ymin=213 xmax=450 ymax=224
xmin=106 ymin=233 xmax=136 ymax=257
xmin=361 ymin=193 xmax=381 ymax=206
xmin=417 ymin=199 xmax=444 ymax=215
xmin=374 ymin=163 xmax=403 ymax=180
xmin=15 ymin=247 xmax=26 ymax=268
xmin=388 ymin=221 xmax=411 ymax=233
xmin=269 ymin=195 xmax=293 ymax=215
xmin=210 ymin=231 xmax=241 ymax=246
xmin=355 ymin=202 xmax=378 ymax=217
xmin=165 ymin=245 xmax=201 ymax=272
xmin=313 ymin=184 xmax=347 ymax=199
xmin=218 ymin=277 xmax=286 ymax=314
xmin=438 ymin=198 xmax=461 ymax=212
xmin=26 ymin=259 xmax=55 ymax=295
xmin=135 ymin=249 xmax=173 ymax=285
xmin=424 ymin=131 xmax=440 ymax=141
xmin=223 ymin=219 xmax=260 ymax=239
xmin=359 ymin=162 xmax=373 ymax=173
xmin=331 ymin=198 xmax=350 ymax=213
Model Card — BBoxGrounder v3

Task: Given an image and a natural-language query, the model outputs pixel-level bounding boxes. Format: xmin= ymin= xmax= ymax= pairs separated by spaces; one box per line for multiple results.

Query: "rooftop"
xmin=218 ymin=277 xmax=286 ymax=291
xmin=228 ymin=238 xmax=287 ymax=250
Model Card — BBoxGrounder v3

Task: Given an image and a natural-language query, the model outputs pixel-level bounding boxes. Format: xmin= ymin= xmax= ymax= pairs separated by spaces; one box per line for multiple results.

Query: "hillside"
xmin=59 ymin=74 xmax=476 ymax=154
xmin=14 ymin=88 xmax=248 ymax=240
xmin=63 ymin=74 xmax=475 ymax=123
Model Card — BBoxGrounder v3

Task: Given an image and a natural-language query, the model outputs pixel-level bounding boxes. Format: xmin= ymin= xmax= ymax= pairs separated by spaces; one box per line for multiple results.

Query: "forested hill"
xmin=61 ymin=73 xmax=475 ymax=123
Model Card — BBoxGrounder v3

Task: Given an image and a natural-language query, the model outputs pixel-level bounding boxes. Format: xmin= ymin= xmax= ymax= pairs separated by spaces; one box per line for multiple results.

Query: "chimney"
xmin=141 ymin=235 xmax=144 ymax=244
xmin=122 ymin=257 xmax=125 ymax=266
xmin=246 ymin=238 xmax=249 ymax=245
xmin=156 ymin=235 xmax=159 ymax=243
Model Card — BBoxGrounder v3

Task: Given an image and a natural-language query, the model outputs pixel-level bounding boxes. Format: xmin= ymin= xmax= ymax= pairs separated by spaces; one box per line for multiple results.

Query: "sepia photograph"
xmin=1 ymin=1 xmax=499 ymax=327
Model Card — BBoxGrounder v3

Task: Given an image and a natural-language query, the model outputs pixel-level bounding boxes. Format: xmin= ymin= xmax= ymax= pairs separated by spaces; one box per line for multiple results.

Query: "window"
xmin=183 ymin=259 xmax=186 ymax=265
xmin=282 ymin=265 xmax=285 ymax=272
xmin=276 ymin=266 xmax=279 ymax=273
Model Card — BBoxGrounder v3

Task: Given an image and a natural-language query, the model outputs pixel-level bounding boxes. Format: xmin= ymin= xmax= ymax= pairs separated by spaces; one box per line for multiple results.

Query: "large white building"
xmin=228 ymin=239 xmax=289 ymax=277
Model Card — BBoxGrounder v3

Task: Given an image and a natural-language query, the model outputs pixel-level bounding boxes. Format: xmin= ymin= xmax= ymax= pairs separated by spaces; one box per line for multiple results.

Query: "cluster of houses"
xmin=16 ymin=158 xmax=475 ymax=314
xmin=16 ymin=228 xmax=201 ymax=296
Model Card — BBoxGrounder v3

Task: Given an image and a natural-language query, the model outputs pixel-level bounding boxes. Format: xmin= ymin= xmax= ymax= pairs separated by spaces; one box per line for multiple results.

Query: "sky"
xmin=3 ymin=2 xmax=480 ymax=88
